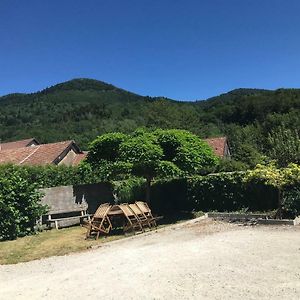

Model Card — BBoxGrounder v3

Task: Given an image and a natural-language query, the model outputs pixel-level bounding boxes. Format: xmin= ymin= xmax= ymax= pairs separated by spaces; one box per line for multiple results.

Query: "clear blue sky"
xmin=1 ymin=0 xmax=300 ymax=100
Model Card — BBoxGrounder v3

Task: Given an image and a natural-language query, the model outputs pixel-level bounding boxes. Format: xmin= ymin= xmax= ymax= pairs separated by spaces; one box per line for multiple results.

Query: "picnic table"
xmin=107 ymin=205 xmax=124 ymax=216
xmin=84 ymin=202 xmax=158 ymax=239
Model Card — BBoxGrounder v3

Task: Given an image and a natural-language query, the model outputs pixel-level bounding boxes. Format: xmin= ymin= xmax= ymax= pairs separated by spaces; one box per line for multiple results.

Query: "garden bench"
xmin=46 ymin=207 xmax=90 ymax=230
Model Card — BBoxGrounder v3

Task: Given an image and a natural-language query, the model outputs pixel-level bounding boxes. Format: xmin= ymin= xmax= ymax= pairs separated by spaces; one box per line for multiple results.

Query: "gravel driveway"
xmin=1 ymin=218 xmax=300 ymax=299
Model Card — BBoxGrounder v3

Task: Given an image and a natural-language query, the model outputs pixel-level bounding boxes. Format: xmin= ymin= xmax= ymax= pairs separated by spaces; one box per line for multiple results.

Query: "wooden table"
xmin=106 ymin=205 xmax=126 ymax=230
xmin=107 ymin=205 xmax=124 ymax=216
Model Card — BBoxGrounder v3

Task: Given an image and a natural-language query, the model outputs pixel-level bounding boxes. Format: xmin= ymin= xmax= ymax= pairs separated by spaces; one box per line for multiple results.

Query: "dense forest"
xmin=1 ymin=78 xmax=300 ymax=167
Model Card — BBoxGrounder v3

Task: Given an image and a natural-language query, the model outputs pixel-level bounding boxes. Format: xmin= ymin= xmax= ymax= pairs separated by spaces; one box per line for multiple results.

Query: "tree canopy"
xmin=86 ymin=129 xmax=219 ymax=202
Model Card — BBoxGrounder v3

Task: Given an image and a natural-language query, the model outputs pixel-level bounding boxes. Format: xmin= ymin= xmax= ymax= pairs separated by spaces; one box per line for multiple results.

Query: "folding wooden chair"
xmin=129 ymin=203 xmax=152 ymax=230
xmin=135 ymin=201 xmax=157 ymax=228
xmin=118 ymin=204 xmax=144 ymax=233
xmin=84 ymin=203 xmax=112 ymax=239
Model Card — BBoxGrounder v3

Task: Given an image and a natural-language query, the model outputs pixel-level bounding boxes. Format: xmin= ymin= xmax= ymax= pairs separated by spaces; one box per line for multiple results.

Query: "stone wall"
xmin=40 ymin=182 xmax=114 ymax=227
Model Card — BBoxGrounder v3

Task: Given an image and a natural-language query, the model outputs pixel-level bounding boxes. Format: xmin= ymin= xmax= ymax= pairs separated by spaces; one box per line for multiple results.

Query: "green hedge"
xmin=114 ymin=172 xmax=295 ymax=216
xmin=112 ymin=177 xmax=146 ymax=203
xmin=0 ymin=164 xmax=106 ymax=188
xmin=188 ymin=173 xmax=278 ymax=212
xmin=109 ymin=171 xmax=300 ymax=217
xmin=150 ymin=178 xmax=189 ymax=214
xmin=0 ymin=170 xmax=46 ymax=240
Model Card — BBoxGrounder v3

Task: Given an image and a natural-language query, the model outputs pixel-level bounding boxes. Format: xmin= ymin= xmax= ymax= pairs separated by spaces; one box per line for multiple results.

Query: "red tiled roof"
xmin=204 ymin=137 xmax=227 ymax=158
xmin=0 ymin=140 xmax=78 ymax=166
xmin=0 ymin=138 xmax=38 ymax=151
xmin=72 ymin=152 xmax=88 ymax=166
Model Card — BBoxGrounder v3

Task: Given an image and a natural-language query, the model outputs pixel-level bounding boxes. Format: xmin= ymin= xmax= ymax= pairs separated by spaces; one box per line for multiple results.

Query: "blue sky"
xmin=1 ymin=0 xmax=300 ymax=100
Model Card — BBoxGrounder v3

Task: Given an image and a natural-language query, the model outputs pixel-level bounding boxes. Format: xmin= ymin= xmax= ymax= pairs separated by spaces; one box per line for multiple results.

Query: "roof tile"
xmin=204 ymin=137 xmax=227 ymax=157
xmin=0 ymin=140 xmax=77 ymax=165
xmin=0 ymin=138 xmax=38 ymax=150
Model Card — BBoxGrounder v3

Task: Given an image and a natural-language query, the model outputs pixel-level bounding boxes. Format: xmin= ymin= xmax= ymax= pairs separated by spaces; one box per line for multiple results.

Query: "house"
xmin=204 ymin=137 xmax=231 ymax=158
xmin=0 ymin=138 xmax=39 ymax=151
xmin=0 ymin=139 xmax=87 ymax=166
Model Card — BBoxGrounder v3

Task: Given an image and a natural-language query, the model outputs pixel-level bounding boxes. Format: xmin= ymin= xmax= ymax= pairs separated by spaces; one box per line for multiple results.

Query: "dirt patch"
xmin=1 ymin=218 xmax=300 ymax=299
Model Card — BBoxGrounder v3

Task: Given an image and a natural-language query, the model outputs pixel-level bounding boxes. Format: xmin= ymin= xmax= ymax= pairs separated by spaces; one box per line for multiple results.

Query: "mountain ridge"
xmin=1 ymin=78 xmax=285 ymax=102
xmin=0 ymin=78 xmax=299 ymax=166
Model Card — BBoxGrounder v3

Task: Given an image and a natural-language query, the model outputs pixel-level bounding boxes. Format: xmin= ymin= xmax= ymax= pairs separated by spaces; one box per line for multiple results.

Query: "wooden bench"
xmin=46 ymin=207 xmax=91 ymax=230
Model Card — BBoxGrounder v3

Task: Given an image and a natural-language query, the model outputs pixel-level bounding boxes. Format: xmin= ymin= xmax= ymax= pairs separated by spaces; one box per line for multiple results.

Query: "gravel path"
xmin=1 ymin=218 xmax=300 ymax=299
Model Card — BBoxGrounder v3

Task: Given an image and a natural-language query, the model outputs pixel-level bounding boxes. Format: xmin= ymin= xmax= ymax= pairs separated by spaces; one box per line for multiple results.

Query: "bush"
xmin=108 ymin=169 xmax=299 ymax=217
xmin=150 ymin=178 xmax=189 ymax=214
xmin=0 ymin=170 xmax=46 ymax=240
xmin=188 ymin=172 xmax=278 ymax=212
xmin=0 ymin=163 xmax=110 ymax=189
xmin=215 ymin=159 xmax=249 ymax=172
xmin=0 ymin=164 xmax=81 ymax=188
xmin=112 ymin=178 xmax=145 ymax=203
xmin=283 ymin=187 xmax=300 ymax=218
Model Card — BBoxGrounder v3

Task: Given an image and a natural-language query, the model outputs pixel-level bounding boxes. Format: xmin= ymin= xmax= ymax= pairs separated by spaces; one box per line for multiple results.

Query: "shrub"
xmin=0 ymin=169 xmax=46 ymax=240
xmin=0 ymin=163 xmax=109 ymax=189
xmin=188 ymin=172 xmax=278 ymax=212
xmin=282 ymin=187 xmax=300 ymax=218
xmin=112 ymin=177 xmax=145 ymax=203
xmin=109 ymin=168 xmax=299 ymax=217
xmin=150 ymin=178 xmax=188 ymax=214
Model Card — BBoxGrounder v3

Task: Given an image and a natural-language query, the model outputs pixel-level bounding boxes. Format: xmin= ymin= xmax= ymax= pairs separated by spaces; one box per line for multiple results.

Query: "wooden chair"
xmin=84 ymin=203 xmax=112 ymax=239
xmin=129 ymin=203 xmax=152 ymax=230
xmin=135 ymin=201 xmax=157 ymax=228
xmin=118 ymin=204 xmax=144 ymax=233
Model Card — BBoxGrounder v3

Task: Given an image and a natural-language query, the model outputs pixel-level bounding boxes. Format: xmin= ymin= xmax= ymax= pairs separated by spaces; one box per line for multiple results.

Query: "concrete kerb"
xmin=207 ymin=212 xmax=299 ymax=226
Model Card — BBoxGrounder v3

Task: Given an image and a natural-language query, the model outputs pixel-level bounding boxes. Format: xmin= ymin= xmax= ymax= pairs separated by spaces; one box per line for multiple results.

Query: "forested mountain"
xmin=1 ymin=78 xmax=300 ymax=167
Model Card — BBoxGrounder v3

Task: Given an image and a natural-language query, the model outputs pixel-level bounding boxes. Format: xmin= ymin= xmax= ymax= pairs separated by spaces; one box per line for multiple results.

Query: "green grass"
xmin=0 ymin=211 xmax=204 ymax=265
xmin=0 ymin=226 xmax=123 ymax=265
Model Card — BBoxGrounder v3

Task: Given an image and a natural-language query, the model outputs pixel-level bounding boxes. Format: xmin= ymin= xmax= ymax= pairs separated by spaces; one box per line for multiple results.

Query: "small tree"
xmin=87 ymin=129 xmax=219 ymax=203
xmin=267 ymin=125 xmax=300 ymax=167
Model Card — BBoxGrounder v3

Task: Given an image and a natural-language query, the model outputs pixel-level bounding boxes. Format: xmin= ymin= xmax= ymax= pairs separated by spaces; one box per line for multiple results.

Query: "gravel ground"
xmin=1 ymin=217 xmax=300 ymax=300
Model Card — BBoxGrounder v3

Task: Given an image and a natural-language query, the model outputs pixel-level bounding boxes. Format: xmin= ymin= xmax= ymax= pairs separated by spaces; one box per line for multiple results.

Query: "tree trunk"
xmin=145 ymin=177 xmax=152 ymax=204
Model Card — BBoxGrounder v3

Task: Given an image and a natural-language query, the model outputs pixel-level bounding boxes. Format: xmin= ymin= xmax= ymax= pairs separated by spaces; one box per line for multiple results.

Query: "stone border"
xmin=207 ymin=212 xmax=300 ymax=226
xmin=207 ymin=212 xmax=270 ymax=219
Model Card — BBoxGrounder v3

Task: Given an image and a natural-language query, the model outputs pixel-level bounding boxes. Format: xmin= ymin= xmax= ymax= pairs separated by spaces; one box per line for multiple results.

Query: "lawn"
xmin=0 ymin=212 xmax=203 ymax=265
xmin=0 ymin=226 xmax=123 ymax=265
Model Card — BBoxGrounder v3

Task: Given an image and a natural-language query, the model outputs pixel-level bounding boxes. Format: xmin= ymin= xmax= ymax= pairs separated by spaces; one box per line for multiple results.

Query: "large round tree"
xmin=87 ymin=129 xmax=219 ymax=203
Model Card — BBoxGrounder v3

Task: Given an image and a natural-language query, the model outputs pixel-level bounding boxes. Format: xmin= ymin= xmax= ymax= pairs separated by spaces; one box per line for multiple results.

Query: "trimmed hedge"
xmin=112 ymin=177 xmax=146 ymax=203
xmin=150 ymin=178 xmax=189 ymax=214
xmin=114 ymin=172 xmax=296 ymax=217
xmin=0 ymin=164 xmax=106 ymax=188
xmin=188 ymin=173 xmax=278 ymax=212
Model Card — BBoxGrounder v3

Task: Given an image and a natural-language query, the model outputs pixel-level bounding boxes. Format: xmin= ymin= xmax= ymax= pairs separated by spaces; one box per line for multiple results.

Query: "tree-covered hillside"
xmin=1 ymin=78 xmax=300 ymax=167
